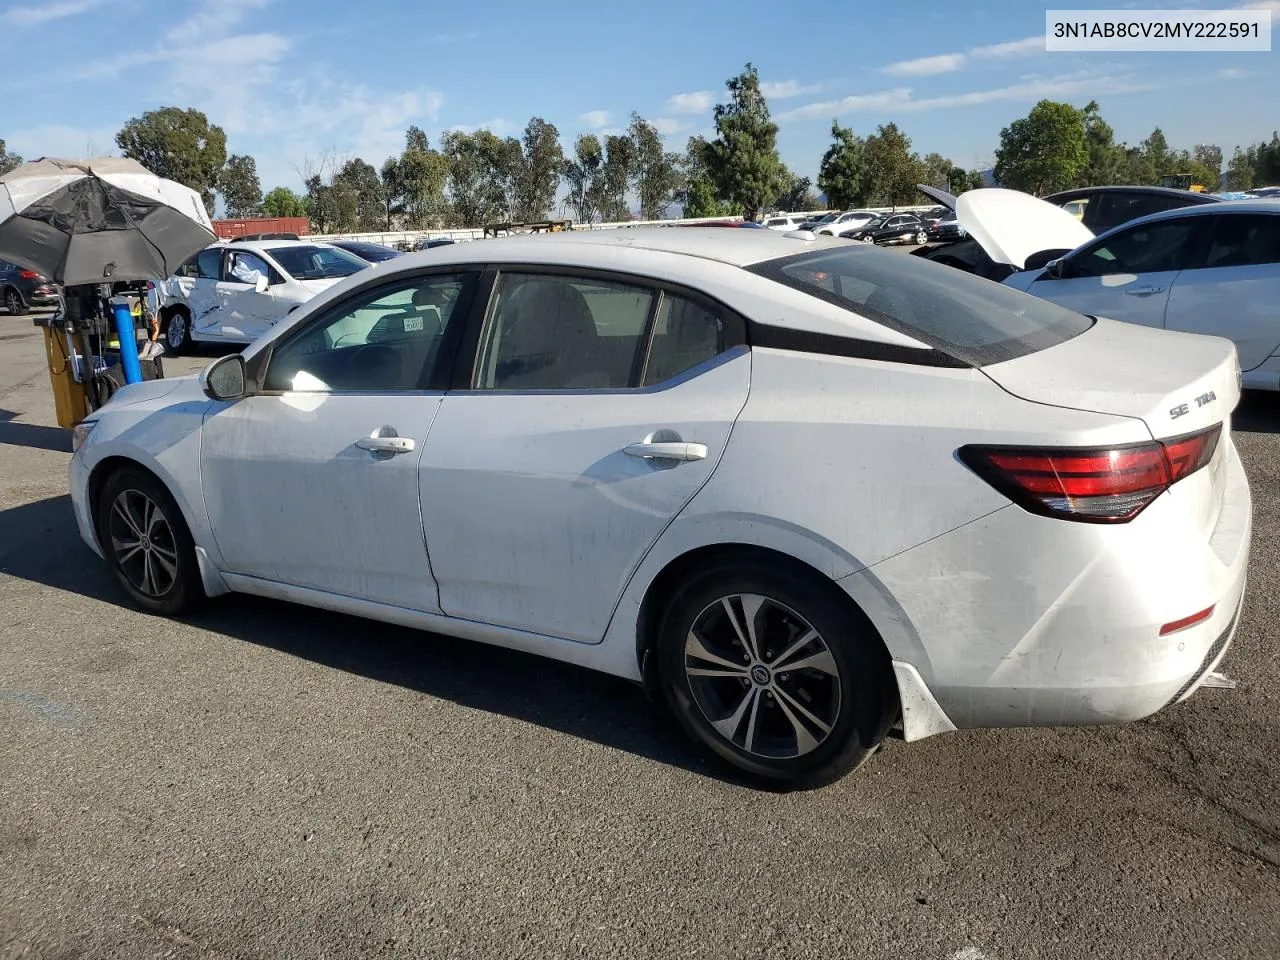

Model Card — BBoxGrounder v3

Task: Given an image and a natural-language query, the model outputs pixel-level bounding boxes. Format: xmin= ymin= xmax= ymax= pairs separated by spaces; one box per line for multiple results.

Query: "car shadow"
xmin=0 ymin=494 xmax=736 ymax=785
xmin=1235 ymin=391 xmax=1280 ymax=435
xmin=0 ymin=408 xmax=71 ymax=452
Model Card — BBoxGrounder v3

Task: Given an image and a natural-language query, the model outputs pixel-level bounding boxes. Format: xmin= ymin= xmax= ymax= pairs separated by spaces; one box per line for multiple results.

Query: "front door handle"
xmin=623 ymin=441 xmax=707 ymax=462
xmin=356 ymin=435 xmax=415 ymax=454
xmin=1124 ymin=285 xmax=1164 ymax=297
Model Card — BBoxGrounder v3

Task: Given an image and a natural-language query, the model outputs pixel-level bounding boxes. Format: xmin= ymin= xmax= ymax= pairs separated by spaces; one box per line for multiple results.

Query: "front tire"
xmin=96 ymin=468 xmax=202 ymax=616
xmin=164 ymin=309 xmax=190 ymax=355
xmin=657 ymin=559 xmax=896 ymax=790
xmin=914 ymin=231 xmax=928 ymax=245
xmin=4 ymin=287 xmax=25 ymax=315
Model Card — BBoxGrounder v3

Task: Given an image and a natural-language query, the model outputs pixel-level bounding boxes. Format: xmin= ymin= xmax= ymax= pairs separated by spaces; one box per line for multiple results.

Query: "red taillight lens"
xmin=959 ymin=425 xmax=1221 ymax=523
xmin=19 ymin=270 xmax=40 ymax=280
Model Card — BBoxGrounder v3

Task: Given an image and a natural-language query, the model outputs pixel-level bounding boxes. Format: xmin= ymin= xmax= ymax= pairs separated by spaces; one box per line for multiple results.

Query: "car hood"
xmin=916 ymin=184 xmax=1093 ymax=269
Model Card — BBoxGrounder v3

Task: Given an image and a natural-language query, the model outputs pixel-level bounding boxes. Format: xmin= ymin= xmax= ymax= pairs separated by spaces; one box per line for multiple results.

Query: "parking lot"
xmin=2 ymin=313 xmax=1278 ymax=959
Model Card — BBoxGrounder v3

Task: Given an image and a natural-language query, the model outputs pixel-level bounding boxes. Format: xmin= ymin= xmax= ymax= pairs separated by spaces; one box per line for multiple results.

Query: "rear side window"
xmin=1202 ymin=214 xmax=1280 ymax=268
xmin=749 ymin=246 xmax=1092 ymax=366
xmin=195 ymin=248 xmax=222 ymax=279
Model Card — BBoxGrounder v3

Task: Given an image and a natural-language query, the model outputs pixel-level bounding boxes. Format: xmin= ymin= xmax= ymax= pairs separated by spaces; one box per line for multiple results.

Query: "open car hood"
xmin=916 ymin=184 xmax=1094 ymax=269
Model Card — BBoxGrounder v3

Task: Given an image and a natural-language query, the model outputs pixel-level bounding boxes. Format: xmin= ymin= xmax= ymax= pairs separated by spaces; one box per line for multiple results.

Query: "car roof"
xmin=397 ymin=226 xmax=829 ymax=268
xmin=219 ymin=239 xmax=333 ymax=253
xmin=1043 ymin=185 xmax=1221 ymax=204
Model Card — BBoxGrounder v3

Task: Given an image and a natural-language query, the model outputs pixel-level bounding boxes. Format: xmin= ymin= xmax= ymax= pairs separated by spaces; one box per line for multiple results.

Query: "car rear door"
xmin=419 ymin=269 xmax=750 ymax=644
xmin=1163 ymin=212 xmax=1280 ymax=371
xmin=1026 ymin=215 xmax=1210 ymax=328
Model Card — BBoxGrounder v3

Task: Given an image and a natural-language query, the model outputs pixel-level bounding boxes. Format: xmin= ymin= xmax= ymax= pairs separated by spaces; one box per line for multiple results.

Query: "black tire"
xmin=656 ymin=559 xmax=897 ymax=790
xmin=164 ymin=308 xmax=191 ymax=355
xmin=4 ymin=287 xmax=26 ymax=316
xmin=96 ymin=467 xmax=202 ymax=616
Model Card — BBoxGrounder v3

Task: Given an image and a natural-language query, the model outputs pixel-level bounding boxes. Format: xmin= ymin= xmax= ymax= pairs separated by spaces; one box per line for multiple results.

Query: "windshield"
xmin=748 ymin=245 xmax=1092 ymax=365
xmin=864 ymin=217 xmax=888 ymax=229
xmin=268 ymin=245 xmax=368 ymax=280
xmin=339 ymin=243 xmax=400 ymax=262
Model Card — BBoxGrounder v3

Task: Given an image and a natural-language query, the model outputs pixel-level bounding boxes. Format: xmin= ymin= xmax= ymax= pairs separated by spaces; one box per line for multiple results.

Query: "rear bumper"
xmin=27 ymin=287 xmax=59 ymax=305
xmin=842 ymin=433 xmax=1252 ymax=731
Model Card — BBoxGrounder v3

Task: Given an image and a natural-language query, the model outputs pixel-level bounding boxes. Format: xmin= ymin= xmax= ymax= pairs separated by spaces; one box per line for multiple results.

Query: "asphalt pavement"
xmin=2 ymin=313 xmax=1278 ymax=960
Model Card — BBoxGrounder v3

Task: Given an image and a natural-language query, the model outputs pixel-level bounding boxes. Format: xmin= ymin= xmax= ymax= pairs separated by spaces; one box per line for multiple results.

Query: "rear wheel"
xmin=164 ymin=309 xmax=190 ymax=354
xmin=96 ymin=467 xmax=202 ymax=616
xmin=657 ymin=559 xmax=896 ymax=789
xmin=4 ymin=287 xmax=25 ymax=315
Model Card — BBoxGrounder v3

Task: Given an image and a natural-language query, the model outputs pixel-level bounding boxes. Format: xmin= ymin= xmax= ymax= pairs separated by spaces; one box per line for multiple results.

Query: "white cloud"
xmin=651 ymin=117 xmax=689 ymax=136
xmin=1219 ymin=67 xmax=1251 ymax=78
xmin=666 ymin=90 xmax=715 ymax=114
xmin=7 ymin=0 xmax=109 ymax=26
xmin=778 ymin=71 xmax=1157 ymax=121
xmin=441 ymin=118 xmax=516 ymax=136
xmin=882 ymin=54 xmax=967 ymax=77
xmin=580 ymin=110 xmax=611 ymax=129
xmin=881 ymin=34 xmax=1043 ymax=76
xmin=759 ymin=80 xmax=823 ymax=99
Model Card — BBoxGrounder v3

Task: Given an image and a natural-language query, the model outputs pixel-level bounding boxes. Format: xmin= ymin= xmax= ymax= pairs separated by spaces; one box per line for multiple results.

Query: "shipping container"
xmin=211 ymin=217 xmax=310 ymax=240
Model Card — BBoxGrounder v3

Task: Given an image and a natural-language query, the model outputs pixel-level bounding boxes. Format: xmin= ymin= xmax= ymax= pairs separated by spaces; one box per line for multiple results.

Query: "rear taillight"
xmin=19 ymin=270 xmax=40 ymax=280
xmin=959 ymin=425 xmax=1221 ymax=523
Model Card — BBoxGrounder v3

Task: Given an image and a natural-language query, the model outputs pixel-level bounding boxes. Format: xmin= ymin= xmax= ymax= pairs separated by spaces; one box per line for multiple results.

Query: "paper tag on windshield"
xmin=404 ymin=316 xmax=424 ymax=332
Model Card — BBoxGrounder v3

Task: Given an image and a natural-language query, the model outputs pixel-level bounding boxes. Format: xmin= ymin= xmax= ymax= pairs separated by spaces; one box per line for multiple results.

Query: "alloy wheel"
xmin=167 ymin=315 xmax=186 ymax=349
xmin=107 ymin=489 xmax=179 ymax=598
xmin=683 ymin=594 xmax=842 ymax=760
xmin=4 ymin=290 xmax=21 ymax=314
xmin=915 ymin=231 xmax=927 ymax=244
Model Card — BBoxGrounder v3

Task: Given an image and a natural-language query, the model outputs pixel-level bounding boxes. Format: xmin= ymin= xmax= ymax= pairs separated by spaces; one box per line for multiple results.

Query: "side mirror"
xmin=1045 ymin=258 xmax=1066 ymax=280
xmin=254 ymin=274 xmax=269 ymax=294
xmin=201 ymin=353 xmax=247 ymax=401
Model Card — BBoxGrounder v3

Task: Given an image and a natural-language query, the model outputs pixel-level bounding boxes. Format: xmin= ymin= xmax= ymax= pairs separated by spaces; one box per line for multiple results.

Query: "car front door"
xmin=1028 ymin=216 xmax=1209 ymax=327
xmin=420 ymin=269 xmax=751 ymax=643
xmin=199 ymin=270 xmax=480 ymax=610
xmin=173 ymin=247 xmax=223 ymax=339
xmin=217 ymin=249 xmax=277 ymax=342
xmin=1164 ymin=213 xmax=1280 ymax=371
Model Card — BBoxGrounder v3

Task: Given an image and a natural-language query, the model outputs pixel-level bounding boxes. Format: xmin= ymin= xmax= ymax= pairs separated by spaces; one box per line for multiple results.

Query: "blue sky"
xmin=2 ymin=0 xmax=1277 ymax=200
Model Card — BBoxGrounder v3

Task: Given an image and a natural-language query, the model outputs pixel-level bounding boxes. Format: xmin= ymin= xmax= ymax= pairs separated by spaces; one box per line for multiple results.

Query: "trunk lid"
xmin=917 ymin=184 xmax=1094 ymax=269
xmin=981 ymin=317 xmax=1241 ymax=440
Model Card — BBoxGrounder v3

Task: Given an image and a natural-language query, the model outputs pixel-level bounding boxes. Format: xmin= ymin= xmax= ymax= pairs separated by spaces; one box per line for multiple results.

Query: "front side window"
xmin=225 ymin=251 xmax=271 ymax=285
xmin=264 ymin=273 xmax=474 ymax=392
xmin=473 ymin=274 xmax=654 ymax=390
xmin=1202 ymin=214 xmax=1280 ymax=268
xmin=1066 ymin=219 xmax=1201 ymax=278
xmin=751 ymin=245 xmax=1092 ymax=366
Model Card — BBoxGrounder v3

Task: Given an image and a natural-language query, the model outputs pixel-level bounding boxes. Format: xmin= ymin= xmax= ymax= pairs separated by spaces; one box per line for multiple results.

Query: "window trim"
xmin=446 ymin=263 xmax=749 ymax=394
xmin=252 ymin=268 xmax=482 ymax=396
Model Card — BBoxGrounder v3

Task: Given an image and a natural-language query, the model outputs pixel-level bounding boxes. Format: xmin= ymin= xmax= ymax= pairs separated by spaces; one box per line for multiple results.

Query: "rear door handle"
xmin=623 ymin=441 xmax=707 ymax=462
xmin=1124 ymin=285 xmax=1164 ymax=297
xmin=356 ymin=436 xmax=415 ymax=454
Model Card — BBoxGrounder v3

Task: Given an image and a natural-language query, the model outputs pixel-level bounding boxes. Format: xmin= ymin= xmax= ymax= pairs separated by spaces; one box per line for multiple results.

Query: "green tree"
xmin=628 ymin=113 xmax=683 ymax=220
xmin=702 ymin=63 xmax=787 ymax=219
xmin=993 ymin=99 xmax=1086 ymax=195
xmin=600 ymin=134 xmax=636 ymax=222
xmin=0 ymin=138 xmax=22 ymax=176
xmin=563 ymin=134 xmax=605 ymax=224
xmin=1119 ymin=146 xmax=1155 ymax=187
xmin=1140 ymin=128 xmax=1172 ymax=180
xmin=441 ymin=129 xmax=522 ymax=226
xmin=965 ymin=170 xmax=987 ymax=192
xmin=514 ymin=117 xmax=564 ymax=222
xmin=676 ymin=136 xmax=735 ymax=218
xmin=774 ymin=170 xmax=815 ymax=212
xmin=218 ymin=154 xmax=262 ymax=218
xmin=862 ymin=123 xmax=924 ymax=205
xmin=919 ymin=152 xmax=953 ymax=191
xmin=380 ymin=156 xmax=405 ymax=230
xmin=397 ymin=126 xmax=450 ymax=228
xmin=1225 ymin=146 xmax=1255 ymax=191
xmin=261 ymin=186 xmax=308 ymax=218
xmin=331 ymin=158 xmax=385 ymax=232
xmin=1249 ymin=133 xmax=1280 ymax=184
xmin=817 ymin=121 xmax=867 ymax=208
xmin=115 ymin=107 xmax=227 ymax=214
xmin=1192 ymin=144 xmax=1223 ymax=189
xmin=1077 ymin=101 xmax=1124 ymax=187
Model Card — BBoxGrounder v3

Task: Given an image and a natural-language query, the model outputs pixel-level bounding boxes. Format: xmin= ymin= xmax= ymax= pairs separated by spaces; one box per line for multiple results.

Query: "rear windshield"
xmin=748 ymin=245 xmax=1093 ymax=366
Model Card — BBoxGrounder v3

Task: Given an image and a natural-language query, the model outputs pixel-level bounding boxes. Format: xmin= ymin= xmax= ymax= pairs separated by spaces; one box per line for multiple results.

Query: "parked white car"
xmin=761 ymin=214 xmax=807 ymax=231
xmin=70 ymin=228 xmax=1250 ymax=789
xmin=159 ymin=239 xmax=372 ymax=353
xmin=1003 ymin=201 xmax=1280 ymax=391
xmin=814 ymin=211 xmax=880 ymax=236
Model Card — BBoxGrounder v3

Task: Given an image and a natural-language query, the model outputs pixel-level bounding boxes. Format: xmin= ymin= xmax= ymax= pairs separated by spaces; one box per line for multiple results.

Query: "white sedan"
xmin=1004 ymin=201 xmax=1280 ymax=391
xmin=159 ymin=239 xmax=372 ymax=353
xmin=69 ymin=228 xmax=1251 ymax=788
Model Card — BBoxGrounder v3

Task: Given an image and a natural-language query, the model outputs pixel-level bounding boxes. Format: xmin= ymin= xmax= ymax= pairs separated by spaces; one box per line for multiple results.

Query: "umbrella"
xmin=0 ymin=156 xmax=216 ymax=286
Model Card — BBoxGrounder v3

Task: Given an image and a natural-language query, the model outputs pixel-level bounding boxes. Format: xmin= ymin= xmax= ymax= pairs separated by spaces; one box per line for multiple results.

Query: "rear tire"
xmin=4 ymin=287 xmax=25 ymax=315
xmin=656 ymin=559 xmax=897 ymax=790
xmin=96 ymin=467 xmax=202 ymax=616
xmin=164 ymin=309 xmax=190 ymax=355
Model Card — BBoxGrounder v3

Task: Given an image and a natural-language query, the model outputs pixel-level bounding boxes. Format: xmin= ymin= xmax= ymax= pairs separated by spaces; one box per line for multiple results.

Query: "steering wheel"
xmin=342 ymin=343 xmax=402 ymax=389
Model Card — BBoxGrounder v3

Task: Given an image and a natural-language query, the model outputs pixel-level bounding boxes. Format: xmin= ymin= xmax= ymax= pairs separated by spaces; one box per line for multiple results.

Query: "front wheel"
xmin=4 ymin=287 xmax=25 ymax=315
xmin=914 ymin=231 xmax=928 ymax=245
xmin=96 ymin=468 xmax=202 ymax=616
xmin=164 ymin=310 xmax=190 ymax=354
xmin=657 ymin=560 xmax=896 ymax=789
